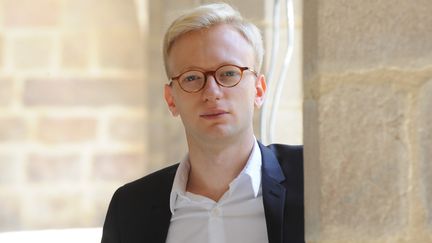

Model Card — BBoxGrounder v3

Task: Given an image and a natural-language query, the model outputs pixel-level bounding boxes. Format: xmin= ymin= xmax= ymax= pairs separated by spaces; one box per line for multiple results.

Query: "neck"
xmin=185 ymin=133 xmax=256 ymax=202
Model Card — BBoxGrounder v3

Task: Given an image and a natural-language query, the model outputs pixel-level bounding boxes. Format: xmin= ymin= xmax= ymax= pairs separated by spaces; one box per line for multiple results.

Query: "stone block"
xmin=0 ymin=79 xmax=13 ymax=106
xmin=12 ymin=35 xmax=52 ymax=69
xmin=97 ymin=30 xmax=143 ymax=69
xmin=62 ymin=0 xmax=138 ymax=30
xmin=36 ymin=117 xmax=96 ymax=144
xmin=109 ymin=116 xmax=146 ymax=143
xmin=2 ymin=0 xmax=60 ymax=27
xmin=0 ymin=117 xmax=27 ymax=142
xmin=0 ymin=35 xmax=3 ymax=68
xmin=61 ymin=32 xmax=90 ymax=69
xmin=92 ymin=152 xmax=145 ymax=181
xmin=303 ymin=99 xmax=321 ymax=241
xmin=23 ymin=78 xmax=145 ymax=107
xmin=0 ymin=153 xmax=20 ymax=184
xmin=23 ymin=190 xmax=82 ymax=229
xmin=0 ymin=192 xmax=21 ymax=231
xmin=418 ymin=79 xmax=432 ymax=227
xmin=318 ymin=77 xmax=410 ymax=240
xmin=26 ymin=153 xmax=80 ymax=182
xmin=318 ymin=0 xmax=432 ymax=71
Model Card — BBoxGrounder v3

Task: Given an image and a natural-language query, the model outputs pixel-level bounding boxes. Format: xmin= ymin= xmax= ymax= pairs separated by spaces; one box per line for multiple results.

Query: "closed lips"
xmin=200 ymin=110 xmax=229 ymax=117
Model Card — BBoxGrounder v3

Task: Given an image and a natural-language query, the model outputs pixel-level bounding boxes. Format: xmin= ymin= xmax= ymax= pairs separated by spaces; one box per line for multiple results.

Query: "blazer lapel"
xmin=259 ymin=142 xmax=286 ymax=243
xmin=149 ymin=165 xmax=178 ymax=243
xmin=150 ymin=203 xmax=172 ymax=242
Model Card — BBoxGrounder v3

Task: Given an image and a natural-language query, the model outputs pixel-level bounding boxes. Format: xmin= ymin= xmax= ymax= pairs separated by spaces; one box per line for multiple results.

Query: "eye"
xmin=182 ymin=74 xmax=201 ymax=82
xmin=222 ymin=71 xmax=238 ymax=77
xmin=217 ymin=66 xmax=242 ymax=79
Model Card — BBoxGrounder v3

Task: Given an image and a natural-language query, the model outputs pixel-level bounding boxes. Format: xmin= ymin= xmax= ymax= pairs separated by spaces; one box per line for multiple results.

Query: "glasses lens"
xmin=179 ymin=71 xmax=205 ymax=92
xmin=215 ymin=65 xmax=242 ymax=87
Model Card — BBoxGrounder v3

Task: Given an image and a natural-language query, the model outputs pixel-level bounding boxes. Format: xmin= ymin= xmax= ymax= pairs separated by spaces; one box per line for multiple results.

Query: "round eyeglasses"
xmin=169 ymin=64 xmax=258 ymax=93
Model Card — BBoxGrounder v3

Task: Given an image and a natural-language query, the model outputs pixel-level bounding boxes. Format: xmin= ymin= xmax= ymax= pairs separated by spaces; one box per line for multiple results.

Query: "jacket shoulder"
xmin=266 ymin=143 xmax=303 ymax=176
xmin=265 ymin=144 xmax=303 ymax=163
xmin=102 ymin=164 xmax=178 ymax=243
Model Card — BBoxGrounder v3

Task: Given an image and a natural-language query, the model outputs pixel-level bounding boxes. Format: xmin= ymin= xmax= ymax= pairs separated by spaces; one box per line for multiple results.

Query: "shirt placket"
xmin=208 ymin=204 xmax=225 ymax=243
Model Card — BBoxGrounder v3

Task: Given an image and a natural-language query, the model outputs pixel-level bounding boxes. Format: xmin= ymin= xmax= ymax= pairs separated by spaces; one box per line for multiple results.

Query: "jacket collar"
xmin=149 ymin=165 xmax=178 ymax=243
xmin=259 ymin=141 xmax=286 ymax=243
xmin=259 ymin=141 xmax=285 ymax=183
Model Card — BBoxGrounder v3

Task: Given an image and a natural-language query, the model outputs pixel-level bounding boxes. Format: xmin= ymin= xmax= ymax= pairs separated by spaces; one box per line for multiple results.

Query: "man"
xmin=101 ymin=3 xmax=304 ymax=243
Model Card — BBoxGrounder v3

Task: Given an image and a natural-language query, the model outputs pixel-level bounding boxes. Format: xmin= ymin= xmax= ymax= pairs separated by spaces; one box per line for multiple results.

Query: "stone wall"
xmin=0 ymin=0 xmax=147 ymax=231
xmin=304 ymin=0 xmax=432 ymax=242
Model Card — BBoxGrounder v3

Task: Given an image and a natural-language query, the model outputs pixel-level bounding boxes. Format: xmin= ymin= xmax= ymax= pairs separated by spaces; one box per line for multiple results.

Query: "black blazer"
xmin=101 ymin=142 xmax=304 ymax=243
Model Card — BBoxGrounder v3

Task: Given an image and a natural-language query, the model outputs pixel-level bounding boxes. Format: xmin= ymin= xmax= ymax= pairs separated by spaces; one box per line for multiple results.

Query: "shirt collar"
xmin=169 ymin=154 xmax=190 ymax=214
xmin=236 ymin=138 xmax=262 ymax=197
xmin=169 ymin=138 xmax=262 ymax=214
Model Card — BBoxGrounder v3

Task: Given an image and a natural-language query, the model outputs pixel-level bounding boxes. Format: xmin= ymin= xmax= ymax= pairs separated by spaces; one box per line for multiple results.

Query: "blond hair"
xmin=163 ymin=3 xmax=264 ymax=77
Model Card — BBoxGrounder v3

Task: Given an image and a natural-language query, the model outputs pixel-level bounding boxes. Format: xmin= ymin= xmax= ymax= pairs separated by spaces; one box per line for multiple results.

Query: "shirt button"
xmin=211 ymin=207 xmax=221 ymax=217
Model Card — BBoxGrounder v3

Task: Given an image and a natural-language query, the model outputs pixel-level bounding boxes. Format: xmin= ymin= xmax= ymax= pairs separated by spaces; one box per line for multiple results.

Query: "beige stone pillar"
xmin=303 ymin=0 xmax=432 ymax=242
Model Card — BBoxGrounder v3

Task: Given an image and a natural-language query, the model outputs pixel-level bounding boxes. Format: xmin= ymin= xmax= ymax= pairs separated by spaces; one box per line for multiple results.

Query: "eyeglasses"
xmin=169 ymin=64 xmax=258 ymax=93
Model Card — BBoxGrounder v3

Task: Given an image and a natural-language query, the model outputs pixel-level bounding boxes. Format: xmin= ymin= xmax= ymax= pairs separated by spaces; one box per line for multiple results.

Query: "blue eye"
xmin=218 ymin=70 xmax=240 ymax=80
xmin=183 ymin=75 xmax=201 ymax=82
xmin=223 ymin=71 xmax=237 ymax=77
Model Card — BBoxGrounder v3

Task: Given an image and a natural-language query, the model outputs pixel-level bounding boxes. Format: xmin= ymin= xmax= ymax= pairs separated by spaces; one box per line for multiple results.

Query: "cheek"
xmin=232 ymin=87 xmax=257 ymax=111
xmin=174 ymin=94 xmax=197 ymax=115
xmin=244 ymin=84 xmax=259 ymax=104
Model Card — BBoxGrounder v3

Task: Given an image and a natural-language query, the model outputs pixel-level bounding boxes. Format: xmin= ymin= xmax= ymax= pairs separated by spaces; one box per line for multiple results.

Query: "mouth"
xmin=200 ymin=109 xmax=229 ymax=119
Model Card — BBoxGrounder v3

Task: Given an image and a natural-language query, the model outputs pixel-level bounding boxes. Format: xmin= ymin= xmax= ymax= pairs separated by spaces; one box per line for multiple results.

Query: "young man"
xmin=101 ymin=3 xmax=304 ymax=243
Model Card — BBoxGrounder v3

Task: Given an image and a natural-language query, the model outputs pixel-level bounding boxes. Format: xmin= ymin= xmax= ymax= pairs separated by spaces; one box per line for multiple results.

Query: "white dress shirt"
xmin=166 ymin=139 xmax=269 ymax=243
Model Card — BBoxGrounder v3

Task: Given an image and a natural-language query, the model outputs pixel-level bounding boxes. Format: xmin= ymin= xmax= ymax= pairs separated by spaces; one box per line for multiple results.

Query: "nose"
xmin=201 ymin=74 xmax=223 ymax=101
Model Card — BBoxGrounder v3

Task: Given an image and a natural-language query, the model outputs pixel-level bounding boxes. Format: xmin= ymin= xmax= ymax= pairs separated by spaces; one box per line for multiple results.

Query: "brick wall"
xmin=0 ymin=0 xmax=148 ymax=231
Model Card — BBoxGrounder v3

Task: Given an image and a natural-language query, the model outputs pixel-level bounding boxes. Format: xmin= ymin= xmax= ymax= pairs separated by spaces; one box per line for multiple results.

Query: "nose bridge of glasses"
xmin=202 ymin=70 xmax=219 ymax=85
xmin=203 ymin=70 xmax=217 ymax=79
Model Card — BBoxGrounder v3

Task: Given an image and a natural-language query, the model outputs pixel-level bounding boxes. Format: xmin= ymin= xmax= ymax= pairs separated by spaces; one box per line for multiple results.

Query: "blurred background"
xmin=0 ymin=0 xmax=302 ymax=240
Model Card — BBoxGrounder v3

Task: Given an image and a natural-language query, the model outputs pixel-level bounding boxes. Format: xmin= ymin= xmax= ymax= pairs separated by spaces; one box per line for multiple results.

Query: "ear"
xmin=164 ymin=84 xmax=179 ymax=116
xmin=254 ymin=74 xmax=267 ymax=108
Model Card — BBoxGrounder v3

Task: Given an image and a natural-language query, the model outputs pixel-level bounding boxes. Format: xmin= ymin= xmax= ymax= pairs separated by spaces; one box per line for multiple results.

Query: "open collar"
xmin=169 ymin=138 xmax=262 ymax=213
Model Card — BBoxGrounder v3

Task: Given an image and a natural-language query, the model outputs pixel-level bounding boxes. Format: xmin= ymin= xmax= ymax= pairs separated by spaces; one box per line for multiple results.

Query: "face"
xmin=164 ymin=24 xmax=266 ymax=144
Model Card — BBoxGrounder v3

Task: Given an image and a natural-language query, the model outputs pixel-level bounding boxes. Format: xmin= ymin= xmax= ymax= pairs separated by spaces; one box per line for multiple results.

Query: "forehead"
xmin=167 ymin=24 xmax=255 ymax=75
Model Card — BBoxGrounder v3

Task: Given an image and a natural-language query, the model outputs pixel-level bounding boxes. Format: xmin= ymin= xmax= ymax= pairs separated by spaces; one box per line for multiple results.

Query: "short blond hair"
xmin=163 ymin=3 xmax=264 ymax=77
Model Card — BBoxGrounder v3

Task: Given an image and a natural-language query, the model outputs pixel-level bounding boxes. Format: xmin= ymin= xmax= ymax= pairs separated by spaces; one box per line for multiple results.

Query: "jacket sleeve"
xmin=101 ymin=188 xmax=122 ymax=243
